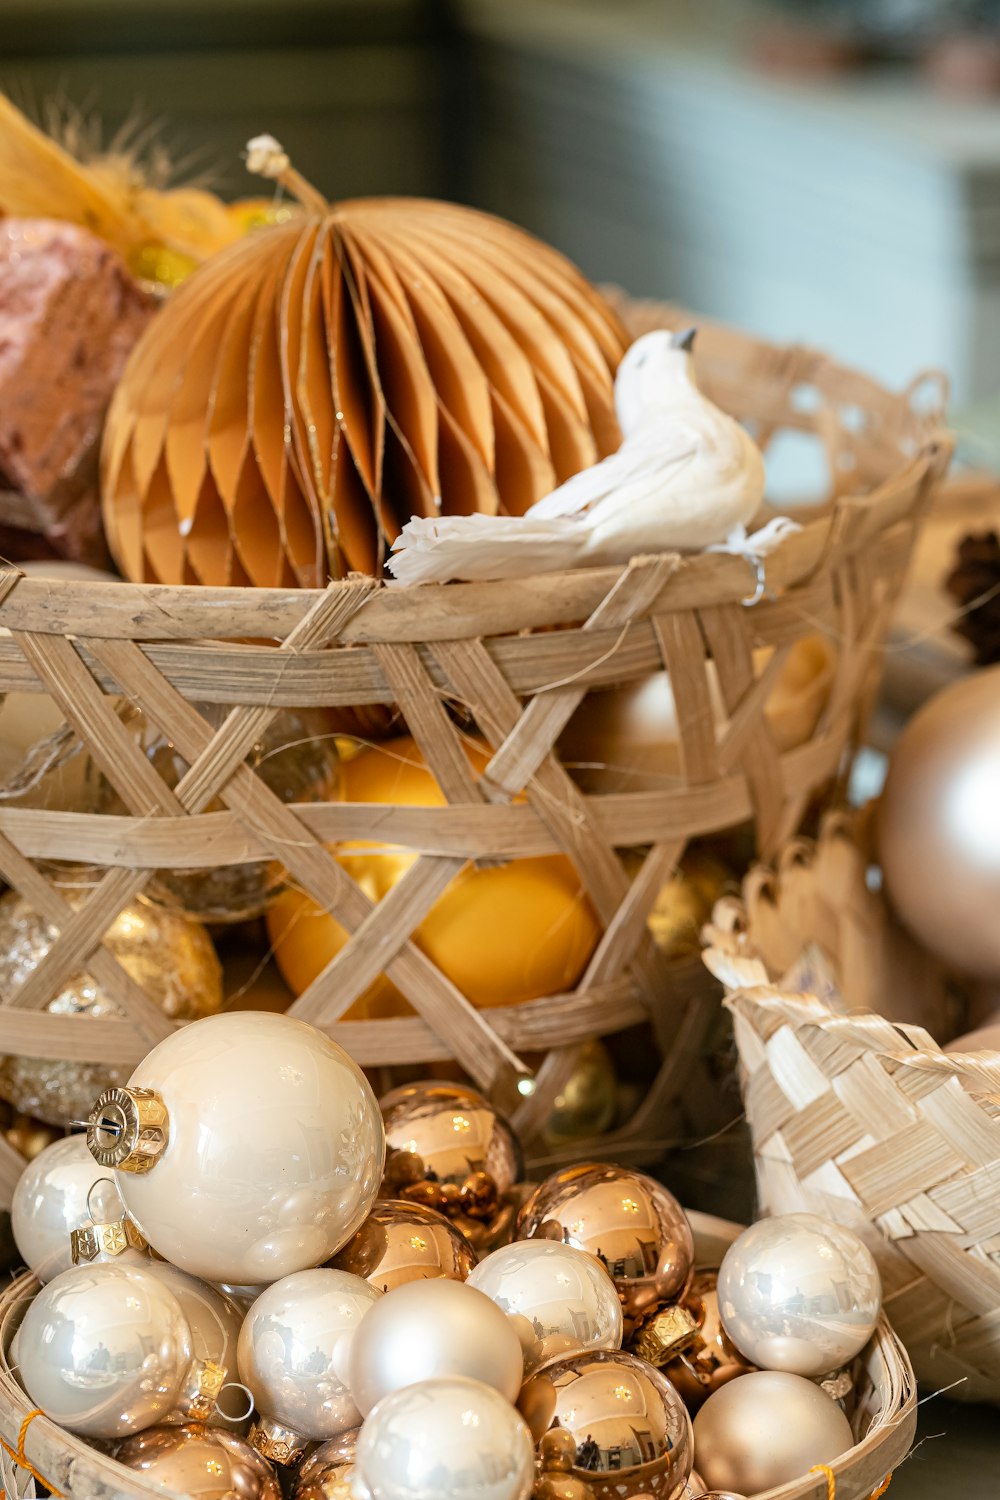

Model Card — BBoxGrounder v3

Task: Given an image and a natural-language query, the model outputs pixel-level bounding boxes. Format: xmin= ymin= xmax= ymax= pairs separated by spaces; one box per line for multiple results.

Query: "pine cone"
xmin=946 ymin=530 xmax=1000 ymax=665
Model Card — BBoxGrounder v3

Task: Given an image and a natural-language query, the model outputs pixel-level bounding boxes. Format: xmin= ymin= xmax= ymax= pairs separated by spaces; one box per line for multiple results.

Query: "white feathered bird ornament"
xmin=388 ymin=328 xmax=788 ymax=586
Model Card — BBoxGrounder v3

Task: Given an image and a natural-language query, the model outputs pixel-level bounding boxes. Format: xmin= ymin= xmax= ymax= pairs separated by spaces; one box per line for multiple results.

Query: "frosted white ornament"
xmin=11 ymin=1134 xmax=122 ymax=1282
xmin=348 ymin=1277 xmax=524 ymax=1417
xmin=17 ymin=1261 xmax=196 ymax=1438
xmin=355 ymin=1377 xmax=535 ymax=1500
xmin=717 ymin=1213 xmax=881 ymax=1378
xmin=238 ymin=1268 xmax=382 ymax=1461
xmin=87 ymin=1011 xmax=385 ymax=1284
xmin=468 ymin=1239 xmax=623 ymax=1374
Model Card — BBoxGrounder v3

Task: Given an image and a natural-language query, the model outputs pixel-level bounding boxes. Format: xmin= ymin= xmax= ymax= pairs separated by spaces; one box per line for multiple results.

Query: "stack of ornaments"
xmin=10 ymin=1010 xmax=882 ymax=1500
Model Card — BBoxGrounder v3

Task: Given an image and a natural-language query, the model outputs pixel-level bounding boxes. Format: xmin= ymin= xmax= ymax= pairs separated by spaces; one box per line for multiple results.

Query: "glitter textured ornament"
xmin=238 ymin=1268 xmax=381 ymax=1459
xmin=519 ymin=1349 xmax=692 ymax=1500
xmin=517 ymin=1164 xmax=693 ymax=1322
xmin=0 ymin=892 xmax=222 ymax=1126
xmin=354 ymin=1377 xmax=535 ymax=1500
xmin=658 ymin=1270 xmax=755 ymax=1412
xmin=89 ymin=1011 xmax=384 ymax=1284
xmin=11 ymin=1133 xmax=122 ymax=1282
xmin=347 ymin=1276 xmax=524 ymax=1417
xmin=717 ymin=1213 xmax=881 ymax=1378
xmin=116 ymin=1424 xmax=282 ymax=1500
xmin=468 ymin=1239 xmax=622 ymax=1374
xmin=693 ymin=1371 xmax=853 ymax=1494
xmin=18 ymin=1261 xmax=196 ymax=1438
xmin=330 ymin=1200 xmax=475 ymax=1291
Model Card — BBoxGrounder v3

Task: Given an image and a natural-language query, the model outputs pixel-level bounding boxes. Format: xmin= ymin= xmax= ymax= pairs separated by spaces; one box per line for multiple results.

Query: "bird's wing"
xmin=528 ymin=423 xmax=699 ymax=521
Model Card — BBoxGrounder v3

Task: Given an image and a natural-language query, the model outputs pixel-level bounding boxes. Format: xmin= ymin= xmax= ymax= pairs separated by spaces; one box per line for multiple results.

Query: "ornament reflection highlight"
xmin=468 ymin=1239 xmax=622 ymax=1373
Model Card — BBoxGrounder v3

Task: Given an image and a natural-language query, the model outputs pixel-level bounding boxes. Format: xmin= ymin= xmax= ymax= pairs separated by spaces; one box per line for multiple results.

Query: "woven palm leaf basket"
xmin=0 ymin=1210 xmax=915 ymax=1500
xmin=0 ymin=303 xmax=949 ymax=1207
xmin=705 ymin=811 xmax=1000 ymax=1404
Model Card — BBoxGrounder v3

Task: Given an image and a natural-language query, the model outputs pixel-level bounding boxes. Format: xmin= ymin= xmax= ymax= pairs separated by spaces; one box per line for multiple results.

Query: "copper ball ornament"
xmin=660 ymin=1270 xmax=755 ymax=1413
xmin=330 ymin=1199 xmax=475 ymax=1290
xmin=517 ymin=1164 xmax=693 ymax=1322
xmin=878 ymin=664 xmax=1000 ymax=977
xmin=292 ymin=1431 xmax=359 ymax=1500
xmin=116 ymin=1423 xmax=282 ymax=1500
xmin=519 ymin=1349 xmax=693 ymax=1500
xmin=692 ymin=1371 xmax=853 ymax=1494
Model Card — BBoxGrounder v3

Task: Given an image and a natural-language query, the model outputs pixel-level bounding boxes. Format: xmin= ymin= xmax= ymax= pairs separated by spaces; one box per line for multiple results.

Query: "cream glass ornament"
xmin=238 ymin=1268 xmax=381 ymax=1462
xmin=355 ymin=1377 xmax=535 ymax=1500
xmin=468 ymin=1239 xmax=623 ymax=1374
xmin=17 ymin=1261 xmax=196 ymax=1438
xmin=88 ymin=1011 xmax=385 ymax=1284
xmin=11 ymin=1133 xmax=121 ymax=1282
xmin=693 ymin=1371 xmax=853 ymax=1494
xmin=519 ymin=1348 xmax=692 ymax=1500
xmin=717 ymin=1213 xmax=881 ymax=1378
xmin=347 ymin=1276 xmax=523 ymax=1417
xmin=116 ymin=1423 xmax=282 ymax=1500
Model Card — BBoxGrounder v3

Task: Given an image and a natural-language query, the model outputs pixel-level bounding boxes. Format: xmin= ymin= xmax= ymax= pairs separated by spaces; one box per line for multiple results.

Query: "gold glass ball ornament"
xmin=517 ymin=1164 xmax=694 ymax=1324
xmin=519 ymin=1349 xmax=693 ymax=1500
xmin=0 ymin=891 xmax=222 ymax=1126
xmin=116 ymin=1424 xmax=282 ymax=1500
xmin=291 ymin=1430 xmax=359 ymax=1500
xmin=101 ymin=154 xmax=629 ymax=585
xmin=329 ymin=1199 xmax=476 ymax=1290
xmin=541 ymin=1040 xmax=618 ymax=1148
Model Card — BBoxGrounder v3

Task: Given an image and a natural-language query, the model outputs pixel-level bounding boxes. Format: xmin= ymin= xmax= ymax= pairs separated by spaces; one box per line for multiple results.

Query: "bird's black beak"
xmin=670 ymin=326 xmax=697 ymax=352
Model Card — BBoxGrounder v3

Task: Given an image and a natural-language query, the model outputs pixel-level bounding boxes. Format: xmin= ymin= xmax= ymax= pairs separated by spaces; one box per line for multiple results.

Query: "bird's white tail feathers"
xmin=387 ymin=512 xmax=586 ymax=585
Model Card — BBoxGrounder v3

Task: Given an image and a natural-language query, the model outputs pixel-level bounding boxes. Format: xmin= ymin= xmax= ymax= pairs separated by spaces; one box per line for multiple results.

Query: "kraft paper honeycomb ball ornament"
xmin=100 ymin=138 xmax=629 ymax=585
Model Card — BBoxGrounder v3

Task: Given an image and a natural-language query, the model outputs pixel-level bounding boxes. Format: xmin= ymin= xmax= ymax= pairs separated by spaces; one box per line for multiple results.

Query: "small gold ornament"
xmin=4 ymin=1112 xmax=61 ymax=1160
xmin=0 ymin=892 xmax=222 ymax=1126
xmin=542 ymin=1041 xmax=617 ymax=1148
xmin=291 ymin=1431 xmax=358 ymax=1500
xmin=329 ymin=1199 xmax=475 ymax=1290
xmin=534 ymin=1430 xmax=597 ymax=1500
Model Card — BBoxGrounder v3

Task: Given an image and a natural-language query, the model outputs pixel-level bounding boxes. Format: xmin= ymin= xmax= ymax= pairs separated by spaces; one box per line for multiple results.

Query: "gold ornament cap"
xmin=88 ymin=1085 xmax=169 ymax=1173
xmin=632 ymin=1304 xmax=699 ymax=1367
xmin=71 ymin=1216 xmax=148 ymax=1264
xmin=248 ymin=1415 xmax=312 ymax=1466
xmin=178 ymin=1358 xmax=228 ymax=1423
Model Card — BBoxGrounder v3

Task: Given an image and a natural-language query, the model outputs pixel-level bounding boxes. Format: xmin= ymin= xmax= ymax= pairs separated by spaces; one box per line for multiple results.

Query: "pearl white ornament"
xmin=17 ymin=1261 xmax=195 ymax=1438
xmin=717 ymin=1213 xmax=881 ymax=1378
xmin=468 ymin=1239 xmax=623 ymax=1374
xmin=347 ymin=1277 xmax=524 ymax=1417
xmin=355 ymin=1377 xmax=535 ymax=1500
xmin=11 ymin=1134 xmax=121 ymax=1282
xmin=238 ymin=1268 xmax=382 ymax=1441
xmin=90 ymin=1012 xmax=385 ymax=1284
xmin=693 ymin=1371 xmax=853 ymax=1494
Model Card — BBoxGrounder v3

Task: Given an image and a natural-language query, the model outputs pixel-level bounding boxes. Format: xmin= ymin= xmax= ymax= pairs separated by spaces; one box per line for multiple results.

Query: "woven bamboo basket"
xmin=0 ymin=1210 xmax=916 ymax=1500
xmin=0 ymin=304 xmax=949 ymax=1207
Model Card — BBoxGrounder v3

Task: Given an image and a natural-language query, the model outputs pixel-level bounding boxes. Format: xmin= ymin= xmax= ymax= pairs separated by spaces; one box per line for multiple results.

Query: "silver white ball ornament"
xmin=347 ymin=1277 xmax=523 ymax=1417
xmin=468 ymin=1239 xmax=623 ymax=1373
xmin=355 ymin=1377 xmax=535 ymax=1500
xmin=717 ymin=1213 xmax=881 ymax=1377
xmin=693 ymin=1370 xmax=853 ymax=1494
xmin=11 ymin=1134 xmax=121 ymax=1282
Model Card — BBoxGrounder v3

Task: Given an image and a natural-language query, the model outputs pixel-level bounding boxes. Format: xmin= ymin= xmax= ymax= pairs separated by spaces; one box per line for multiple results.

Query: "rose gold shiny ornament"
xmin=292 ymin=1430 xmax=359 ymax=1500
xmin=519 ymin=1349 xmax=693 ymax=1500
xmin=878 ymin=665 xmax=1000 ymax=977
xmin=517 ymin=1164 xmax=693 ymax=1323
xmin=381 ymin=1082 xmax=522 ymax=1248
xmin=662 ymin=1271 xmax=755 ymax=1413
xmin=329 ymin=1200 xmax=475 ymax=1290
xmin=116 ymin=1423 xmax=281 ymax=1500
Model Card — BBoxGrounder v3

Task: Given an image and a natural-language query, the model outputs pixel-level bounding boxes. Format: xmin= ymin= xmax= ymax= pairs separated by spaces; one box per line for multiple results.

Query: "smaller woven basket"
xmin=705 ymin=813 xmax=1000 ymax=1404
xmin=0 ymin=1211 xmax=914 ymax=1500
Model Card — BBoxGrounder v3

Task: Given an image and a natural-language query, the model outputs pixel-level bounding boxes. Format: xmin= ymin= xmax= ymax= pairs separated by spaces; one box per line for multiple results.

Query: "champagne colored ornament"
xmin=541 ymin=1040 xmax=617 ymax=1148
xmin=468 ymin=1239 xmax=622 ymax=1374
xmin=519 ymin=1349 xmax=692 ymax=1500
xmin=658 ymin=1270 xmax=755 ymax=1413
xmin=878 ymin=664 xmax=1000 ymax=977
xmin=517 ymin=1164 xmax=693 ymax=1322
xmin=0 ymin=892 xmax=222 ymax=1126
xmin=693 ymin=1371 xmax=853 ymax=1494
xmin=347 ymin=1276 xmax=524 ymax=1417
xmin=380 ymin=1079 xmax=522 ymax=1249
xmin=717 ymin=1213 xmax=881 ymax=1378
xmin=101 ymin=140 xmax=628 ymax=586
xmin=17 ymin=1261 xmax=197 ymax=1438
xmin=238 ymin=1268 xmax=381 ymax=1460
xmin=354 ymin=1377 xmax=535 ymax=1500
xmin=11 ymin=1133 xmax=121 ymax=1282
xmin=292 ymin=1430 xmax=359 ymax=1500
xmin=330 ymin=1200 xmax=475 ymax=1291
xmin=268 ymin=737 xmax=599 ymax=1014
xmin=88 ymin=1011 xmax=384 ymax=1284
xmin=116 ymin=1424 xmax=282 ymax=1500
